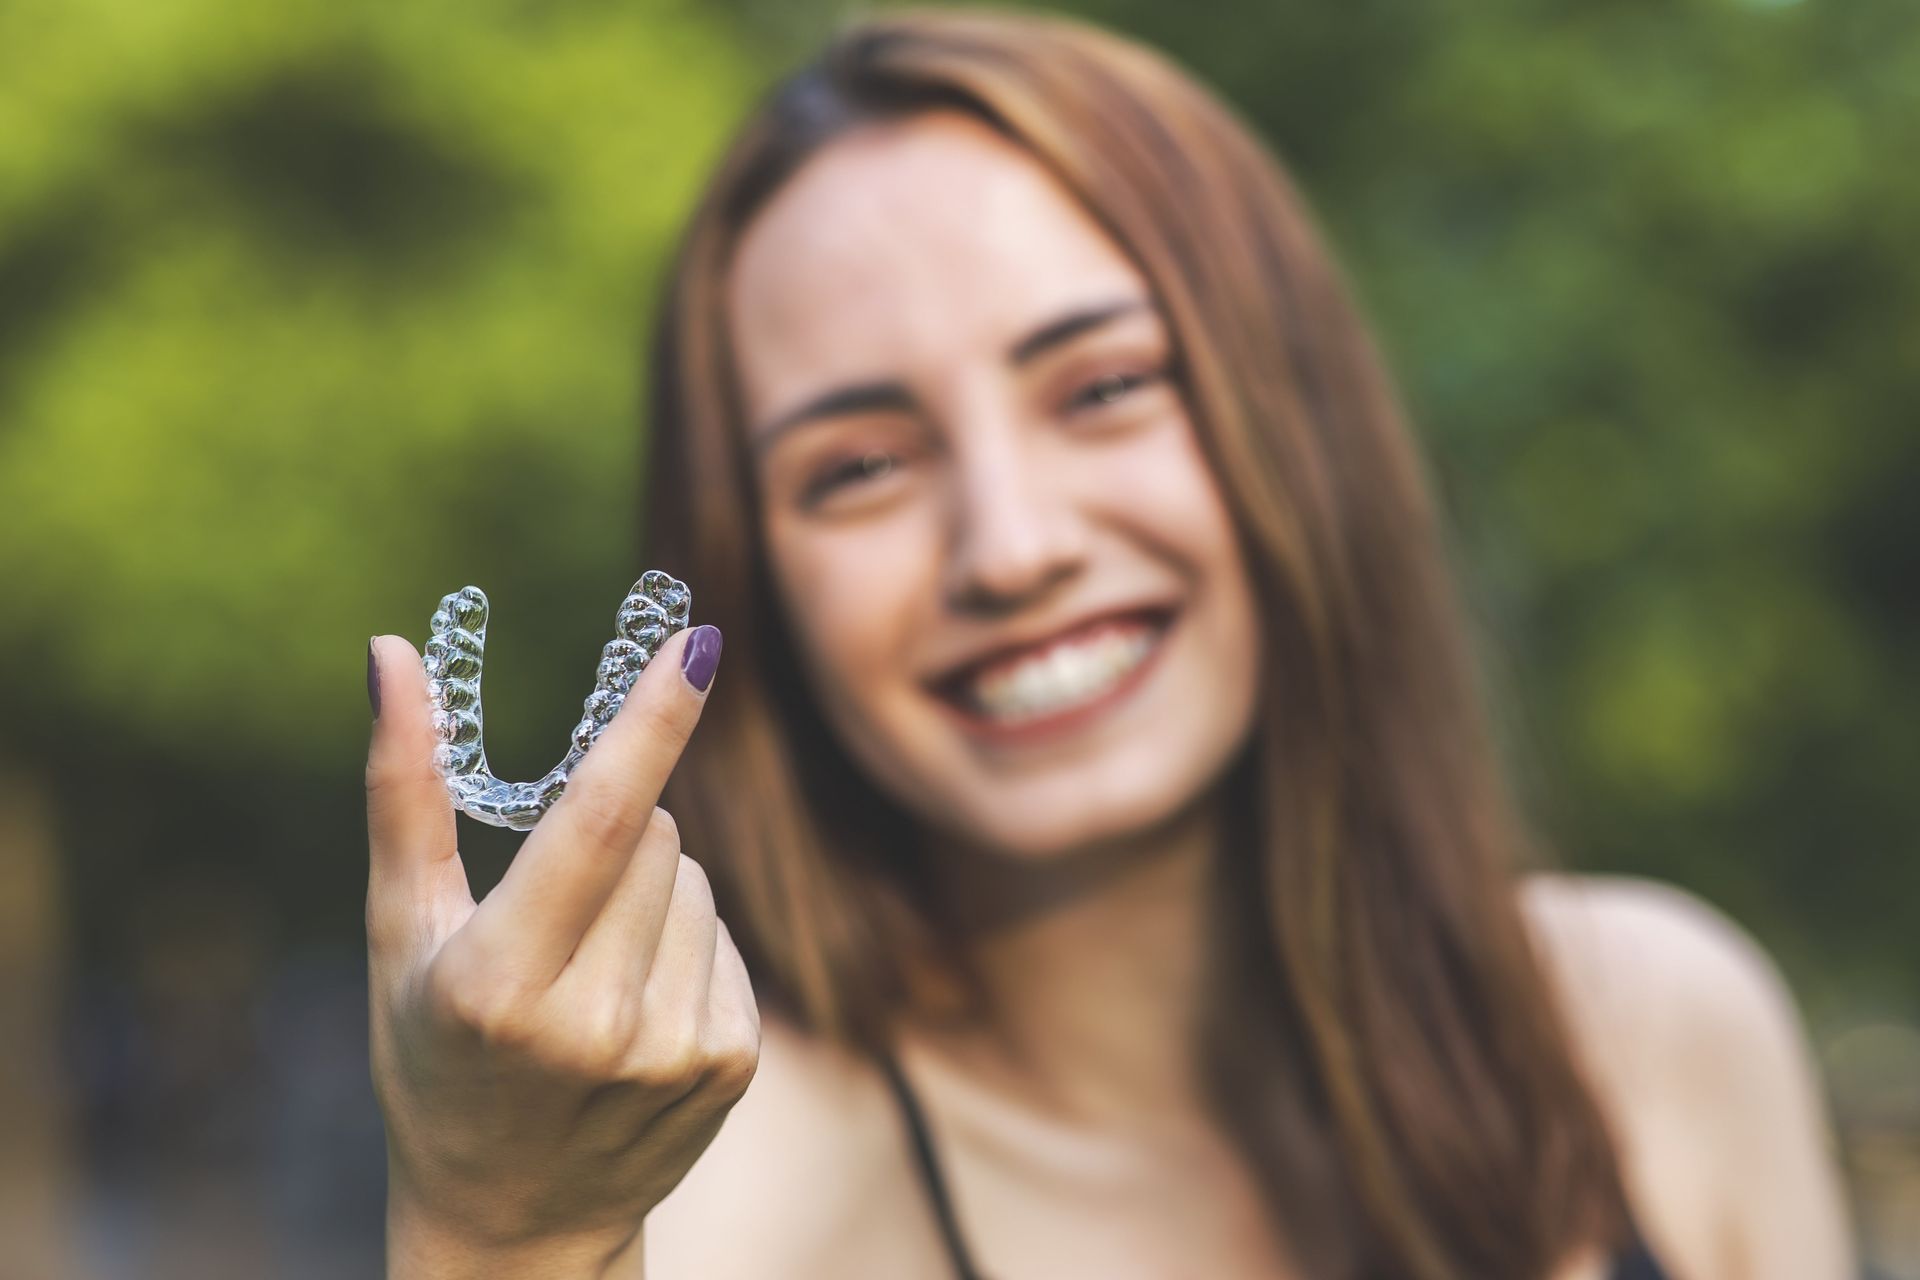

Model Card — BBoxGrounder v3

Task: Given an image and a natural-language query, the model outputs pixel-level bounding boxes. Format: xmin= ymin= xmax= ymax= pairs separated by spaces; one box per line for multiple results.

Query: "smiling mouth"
xmin=928 ymin=607 xmax=1175 ymax=736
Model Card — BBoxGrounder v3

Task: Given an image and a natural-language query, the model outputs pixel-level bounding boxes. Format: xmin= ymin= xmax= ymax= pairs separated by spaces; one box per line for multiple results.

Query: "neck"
xmin=906 ymin=797 xmax=1221 ymax=1131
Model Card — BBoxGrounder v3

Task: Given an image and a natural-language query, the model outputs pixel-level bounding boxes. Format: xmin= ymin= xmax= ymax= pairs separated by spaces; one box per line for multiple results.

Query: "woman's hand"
xmin=364 ymin=625 xmax=756 ymax=1278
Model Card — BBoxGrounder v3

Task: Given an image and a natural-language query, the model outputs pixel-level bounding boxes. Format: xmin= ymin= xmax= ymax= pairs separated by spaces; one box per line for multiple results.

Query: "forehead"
xmin=726 ymin=111 xmax=1148 ymax=411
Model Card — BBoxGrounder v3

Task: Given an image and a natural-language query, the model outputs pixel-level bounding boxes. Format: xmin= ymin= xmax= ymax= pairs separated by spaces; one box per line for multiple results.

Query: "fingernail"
xmin=680 ymin=625 xmax=723 ymax=693
xmin=367 ymin=638 xmax=382 ymax=719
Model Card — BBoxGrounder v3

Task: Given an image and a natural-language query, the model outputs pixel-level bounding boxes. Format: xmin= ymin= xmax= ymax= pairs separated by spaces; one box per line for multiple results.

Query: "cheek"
xmin=1087 ymin=424 xmax=1262 ymax=683
xmin=1086 ymin=421 xmax=1246 ymax=579
xmin=765 ymin=511 xmax=941 ymax=707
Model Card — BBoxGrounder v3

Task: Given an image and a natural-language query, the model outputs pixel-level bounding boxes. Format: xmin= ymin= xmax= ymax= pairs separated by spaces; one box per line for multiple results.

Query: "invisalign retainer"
xmin=422 ymin=570 xmax=693 ymax=831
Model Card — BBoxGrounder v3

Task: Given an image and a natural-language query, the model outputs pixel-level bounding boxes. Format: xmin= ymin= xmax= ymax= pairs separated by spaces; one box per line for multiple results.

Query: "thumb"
xmin=365 ymin=635 xmax=460 ymax=928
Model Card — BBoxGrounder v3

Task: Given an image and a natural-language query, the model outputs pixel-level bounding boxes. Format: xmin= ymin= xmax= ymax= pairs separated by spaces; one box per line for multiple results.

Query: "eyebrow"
xmin=748 ymin=296 xmax=1151 ymax=457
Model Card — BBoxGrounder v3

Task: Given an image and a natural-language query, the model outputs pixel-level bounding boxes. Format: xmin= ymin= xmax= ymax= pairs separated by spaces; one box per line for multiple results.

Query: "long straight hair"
xmin=641 ymin=9 xmax=1632 ymax=1277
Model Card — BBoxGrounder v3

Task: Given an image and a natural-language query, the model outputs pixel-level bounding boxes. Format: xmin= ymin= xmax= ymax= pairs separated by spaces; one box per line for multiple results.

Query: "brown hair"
xmin=641 ymin=9 xmax=1631 ymax=1278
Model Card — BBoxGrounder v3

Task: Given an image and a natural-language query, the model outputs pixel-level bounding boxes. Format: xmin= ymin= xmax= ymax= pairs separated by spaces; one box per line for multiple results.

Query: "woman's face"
xmin=728 ymin=111 xmax=1262 ymax=861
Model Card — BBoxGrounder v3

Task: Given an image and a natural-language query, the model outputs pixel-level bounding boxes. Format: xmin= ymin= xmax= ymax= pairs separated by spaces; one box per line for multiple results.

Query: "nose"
xmin=940 ymin=429 xmax=1087 ymax=617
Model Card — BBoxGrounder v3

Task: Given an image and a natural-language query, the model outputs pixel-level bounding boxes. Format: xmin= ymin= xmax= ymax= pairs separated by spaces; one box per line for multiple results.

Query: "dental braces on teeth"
xmin=422 ymin=570 xmax=693 ymax=831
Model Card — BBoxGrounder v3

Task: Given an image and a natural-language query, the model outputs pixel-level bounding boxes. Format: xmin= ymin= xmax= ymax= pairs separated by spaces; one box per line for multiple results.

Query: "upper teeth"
xmin=967 ymin=626 xmax=1158 ymax=723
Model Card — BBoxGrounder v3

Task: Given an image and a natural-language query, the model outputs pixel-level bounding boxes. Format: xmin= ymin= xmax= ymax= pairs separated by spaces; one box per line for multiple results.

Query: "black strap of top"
xmin=1608 ymin=1229 xmax=1673 ymax=1280
xmin=878 ymin=1053 xmax=988 ymax=1280
xmin=880 ymin=1051 xmax=1670 ymax=1280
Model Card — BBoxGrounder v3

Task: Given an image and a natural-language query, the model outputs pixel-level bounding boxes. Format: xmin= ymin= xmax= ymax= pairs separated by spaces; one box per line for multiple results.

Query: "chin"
xmin=935 ymin=756 xmax=1223 ymax=863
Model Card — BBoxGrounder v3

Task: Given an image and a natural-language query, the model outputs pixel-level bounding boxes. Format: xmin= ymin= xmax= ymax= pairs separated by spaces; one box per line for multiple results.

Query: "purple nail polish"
xmin=367 ymin=638 xmax=382 ymax=719
xmin=680 ymin=625 xmax=723 ymax=693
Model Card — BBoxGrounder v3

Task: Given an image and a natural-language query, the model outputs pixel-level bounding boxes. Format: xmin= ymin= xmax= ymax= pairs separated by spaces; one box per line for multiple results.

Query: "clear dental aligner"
xmin=422 ymin=571 xmax=693 ymax=831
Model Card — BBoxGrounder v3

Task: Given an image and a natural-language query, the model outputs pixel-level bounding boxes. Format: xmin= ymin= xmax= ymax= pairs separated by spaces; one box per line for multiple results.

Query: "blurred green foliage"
xmin=0 ymin=0 xmax=757 ymax=769
xmin=1 ymin=0 xmax=1914 ymax=1020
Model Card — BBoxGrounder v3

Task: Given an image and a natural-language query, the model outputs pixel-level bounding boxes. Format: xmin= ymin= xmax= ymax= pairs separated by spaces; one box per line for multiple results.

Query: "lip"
xmin=924 ymin=603 xmax=1179 ymax=691
xmin=926 ymin=606 xmax=1177 ymax=747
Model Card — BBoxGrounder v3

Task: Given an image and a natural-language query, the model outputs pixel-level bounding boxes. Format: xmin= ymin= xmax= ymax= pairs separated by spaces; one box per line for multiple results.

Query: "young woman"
xmin=364 ymin=10 xmax=1854 ymax=1278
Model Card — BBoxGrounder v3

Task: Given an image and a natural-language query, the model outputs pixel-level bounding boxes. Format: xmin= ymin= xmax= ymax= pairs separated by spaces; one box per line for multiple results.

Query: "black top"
xmin=878 ymin=1054 xmax=1672 ymax=1280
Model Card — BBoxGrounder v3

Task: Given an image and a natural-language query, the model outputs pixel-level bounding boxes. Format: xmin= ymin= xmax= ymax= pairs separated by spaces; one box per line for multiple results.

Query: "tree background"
xmin=1 ymin=0 xmax=1914 ymax=1273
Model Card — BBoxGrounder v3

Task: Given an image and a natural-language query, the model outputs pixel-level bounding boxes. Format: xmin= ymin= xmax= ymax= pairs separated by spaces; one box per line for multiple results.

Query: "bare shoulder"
xmin=641 ymin=1012 xmax=918 ymax=1278
xmin=1520 ymin=872 xmax=1795 ymax=1069
xmin=1519 ymin=872 xmax=1853 ymax=1279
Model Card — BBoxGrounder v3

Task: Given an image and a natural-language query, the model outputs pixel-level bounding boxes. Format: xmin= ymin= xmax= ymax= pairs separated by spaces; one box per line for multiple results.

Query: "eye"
xmin=1063 ymin=367 xmax=1165 ymax=415
xmin=801 ymin=448 xmax=898 ymax=507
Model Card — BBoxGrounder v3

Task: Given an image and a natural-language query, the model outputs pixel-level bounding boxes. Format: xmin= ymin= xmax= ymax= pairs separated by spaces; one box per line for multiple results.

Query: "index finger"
xmin=462 ymin=623 xmax=723 ymax=980
xmin=365 ymin=635 xmax=464 ymax=945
